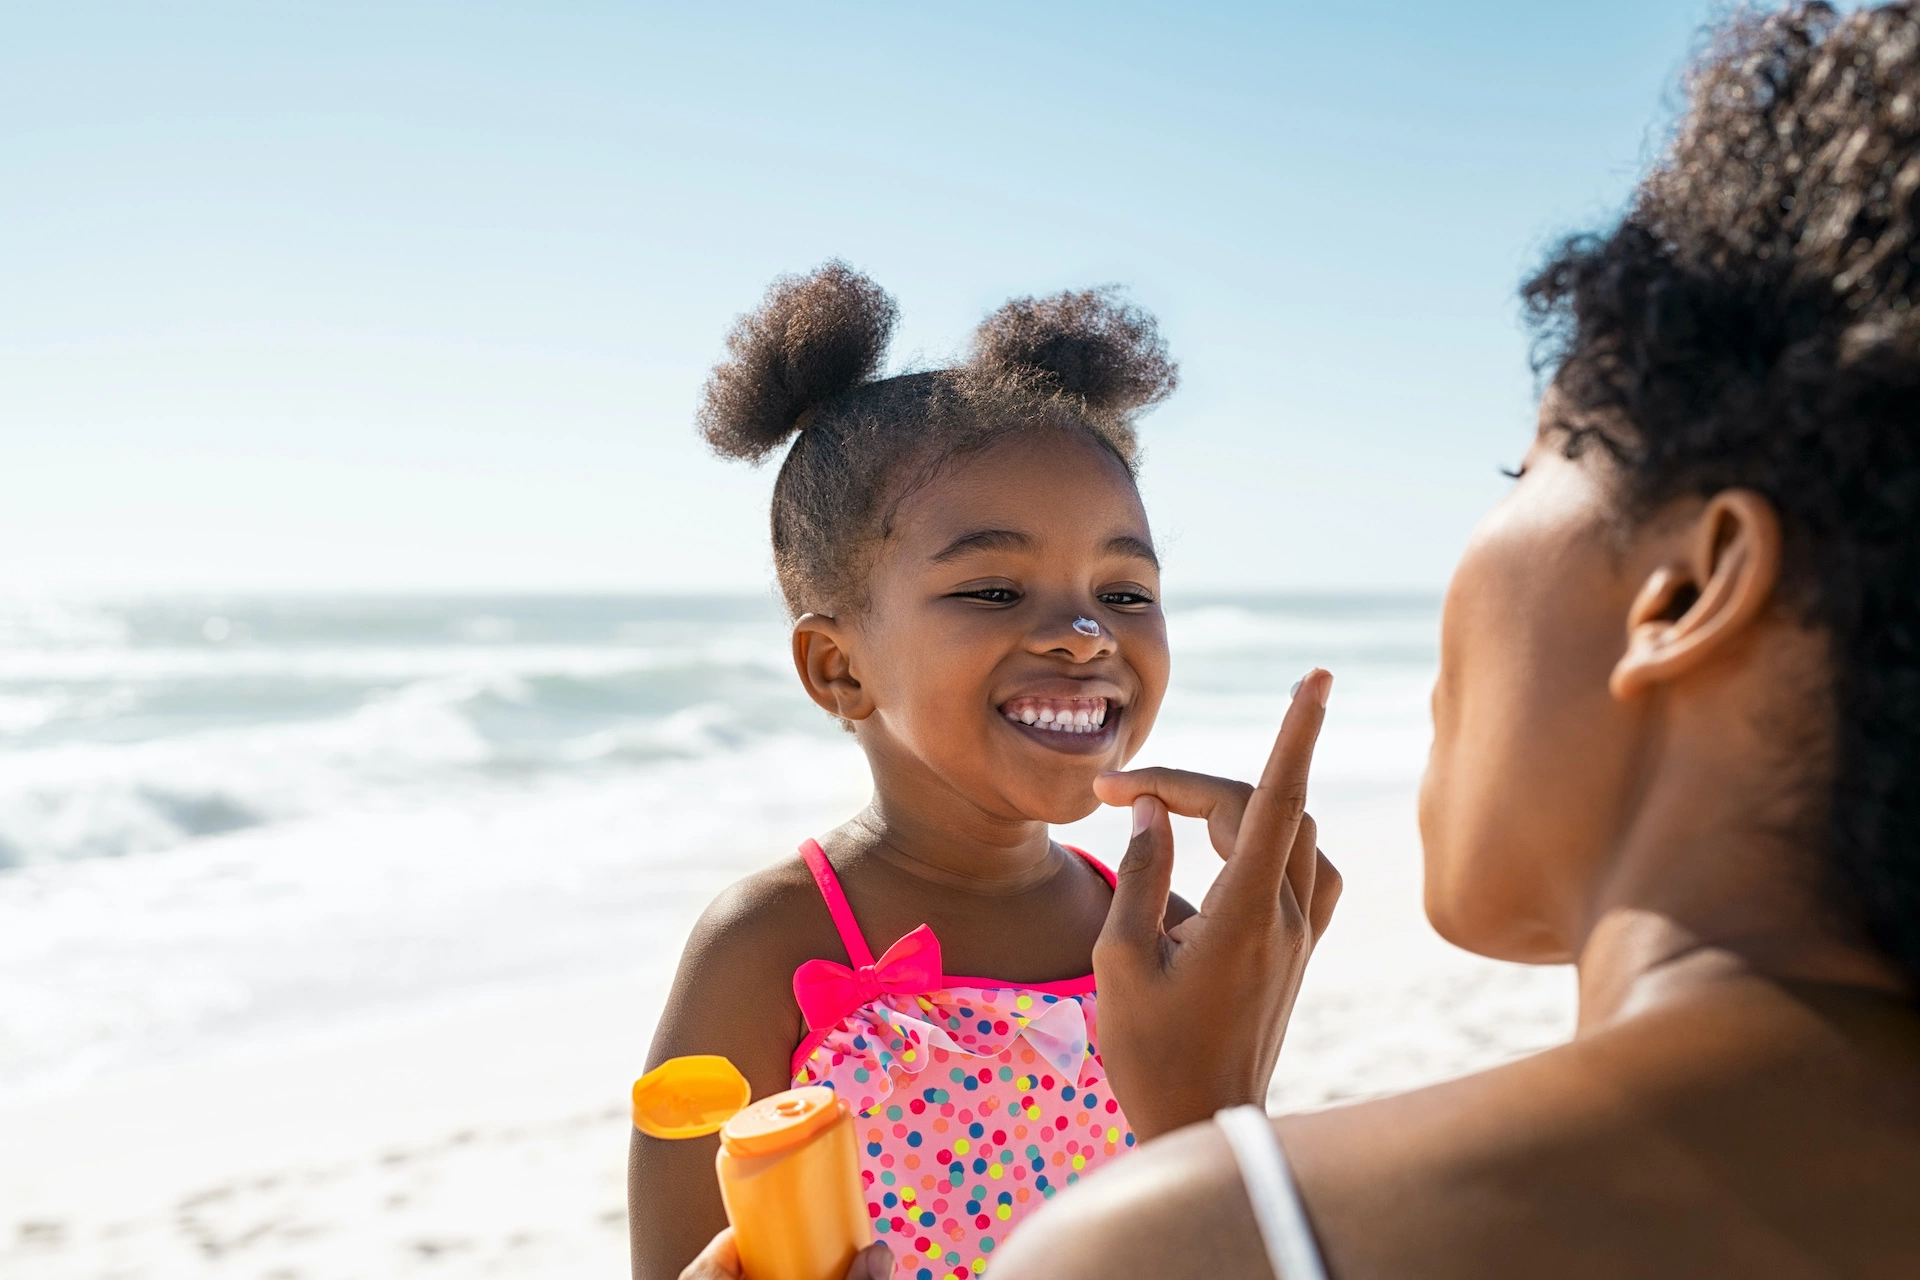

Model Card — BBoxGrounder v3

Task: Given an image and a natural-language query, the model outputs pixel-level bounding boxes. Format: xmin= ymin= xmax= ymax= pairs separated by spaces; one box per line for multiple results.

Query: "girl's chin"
xmin=1035 ymin=758 xmax=1140 ymax=826
xmin=1004 ymin=787 xmax=1105 ymax=829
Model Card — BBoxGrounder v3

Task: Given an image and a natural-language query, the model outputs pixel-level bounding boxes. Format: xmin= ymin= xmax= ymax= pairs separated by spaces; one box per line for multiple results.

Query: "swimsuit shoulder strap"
xmin=1215 ymin=1105 xmax=1329 ymax=1280
xmin=798 ymin=839 xmax=877 ymax=967
xmin=1061 ymin=843 xmax=1118 ymax=890
xmin=797 ymin=839 xmax=1106 ymax=973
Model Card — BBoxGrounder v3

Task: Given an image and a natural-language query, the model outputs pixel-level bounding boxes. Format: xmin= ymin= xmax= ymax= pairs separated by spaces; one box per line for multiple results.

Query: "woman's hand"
xmin=678 ymin=1229 xmax=894 ymax=1280
xmin=1090 ymin=668 xmax=1341 ymax=1141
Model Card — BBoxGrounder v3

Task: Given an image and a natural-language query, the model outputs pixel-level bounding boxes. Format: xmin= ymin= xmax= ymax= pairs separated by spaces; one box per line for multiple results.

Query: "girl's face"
xmin=834 ymin=430 xmax=1170 ymax=826
xmin=1419 ymin=398 xmax=1645 ymax=962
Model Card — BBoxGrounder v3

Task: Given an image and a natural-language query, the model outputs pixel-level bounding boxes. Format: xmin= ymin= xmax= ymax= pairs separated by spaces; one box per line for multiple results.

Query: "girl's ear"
xmin=1610 ymin=490 xmax=1783 ymax=700
xmin=792 ymin=613 xmax=876 ymax=722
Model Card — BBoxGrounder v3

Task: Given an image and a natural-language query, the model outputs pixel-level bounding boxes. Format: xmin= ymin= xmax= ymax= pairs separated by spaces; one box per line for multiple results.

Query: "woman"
xmin=682 ymin=3 xmax=1920 ymax=1276
xmin=994 ymin=4 xmax=1920 ymax=1276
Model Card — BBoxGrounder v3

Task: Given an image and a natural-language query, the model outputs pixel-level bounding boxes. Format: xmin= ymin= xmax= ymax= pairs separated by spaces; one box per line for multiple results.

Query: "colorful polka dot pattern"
xmin=793 ymin=984 xmax=1134 ymax=1279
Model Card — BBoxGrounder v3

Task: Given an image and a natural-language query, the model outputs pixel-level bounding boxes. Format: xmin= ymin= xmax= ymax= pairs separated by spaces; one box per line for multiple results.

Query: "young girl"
xmin=629 ymin=263 xmax=1191 ymax=1280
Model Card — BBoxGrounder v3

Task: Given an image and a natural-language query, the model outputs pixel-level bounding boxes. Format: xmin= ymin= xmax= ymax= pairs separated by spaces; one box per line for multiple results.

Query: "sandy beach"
xmin=1 ymin=790 xmax=1574 ymax=1279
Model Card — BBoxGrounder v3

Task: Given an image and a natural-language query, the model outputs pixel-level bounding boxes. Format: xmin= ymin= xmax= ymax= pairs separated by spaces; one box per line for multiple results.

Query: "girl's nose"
xmin=1041 ymin=614 xmax=1114 ymax=660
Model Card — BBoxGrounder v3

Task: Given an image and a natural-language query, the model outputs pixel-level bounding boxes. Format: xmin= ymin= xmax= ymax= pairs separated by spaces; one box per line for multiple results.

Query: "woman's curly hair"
xmin=1523 ymin=2 xmax=1920 ymax=984
xmin=698 ymin=262 xmax=1177 ymax=617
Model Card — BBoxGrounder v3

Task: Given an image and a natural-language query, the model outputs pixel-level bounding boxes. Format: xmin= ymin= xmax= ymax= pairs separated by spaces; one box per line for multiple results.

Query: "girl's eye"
xmin=1500 ymin=463 xmax=1528 ymax=480
xmin=1097 ymin=589 xmax=1155 ymax=607
xmin=955 ymin=587 xmax=1020 ymax=604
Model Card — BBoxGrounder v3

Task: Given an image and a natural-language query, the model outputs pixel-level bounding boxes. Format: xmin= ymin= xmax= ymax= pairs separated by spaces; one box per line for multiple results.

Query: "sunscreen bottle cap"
xmin=719 ymin=1086 xmax=845 ymax=1158
xmin=631 ymin=1055 xmax=753 ymax=1139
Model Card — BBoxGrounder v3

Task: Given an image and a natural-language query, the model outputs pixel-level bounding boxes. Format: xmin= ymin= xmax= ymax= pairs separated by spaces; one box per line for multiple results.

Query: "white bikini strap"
xmin=1215 ymin=1105 xmax=1329 ymax=1280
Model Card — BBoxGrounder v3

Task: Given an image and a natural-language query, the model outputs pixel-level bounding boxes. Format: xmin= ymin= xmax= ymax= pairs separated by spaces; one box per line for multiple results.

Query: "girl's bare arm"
xmin=628 ymin=871 xmax=827 ymax=1280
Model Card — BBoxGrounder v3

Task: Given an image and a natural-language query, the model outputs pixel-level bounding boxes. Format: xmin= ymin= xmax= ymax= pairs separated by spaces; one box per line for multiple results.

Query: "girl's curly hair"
xmin=1523 ymin=2 xmax=1920 ymax=984
xmin=698 ymin=262 xmax=1177 ymax=617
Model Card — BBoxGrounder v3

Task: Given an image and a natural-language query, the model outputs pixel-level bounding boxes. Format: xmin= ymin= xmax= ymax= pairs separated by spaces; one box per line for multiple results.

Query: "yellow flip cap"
xmin=631 ymin=1054 xmax=752 ymax=1139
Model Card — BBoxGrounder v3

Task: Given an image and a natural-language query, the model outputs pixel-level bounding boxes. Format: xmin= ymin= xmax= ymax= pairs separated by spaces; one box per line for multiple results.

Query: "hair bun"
xmin=698 ymin=261 xmax=898 ymax=462
xmin=970 ymin=288 xmax=1178 ymax=419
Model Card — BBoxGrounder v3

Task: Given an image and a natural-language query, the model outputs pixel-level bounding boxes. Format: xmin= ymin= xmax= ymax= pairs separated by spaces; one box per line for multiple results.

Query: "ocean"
xmin=0 ymin=592 xmax=1451 ymax=1105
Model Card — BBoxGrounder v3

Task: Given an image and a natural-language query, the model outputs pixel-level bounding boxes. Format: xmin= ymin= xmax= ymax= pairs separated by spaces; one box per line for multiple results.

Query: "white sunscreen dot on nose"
xmin=1072 ymin=618 xmax=1100 ymax=637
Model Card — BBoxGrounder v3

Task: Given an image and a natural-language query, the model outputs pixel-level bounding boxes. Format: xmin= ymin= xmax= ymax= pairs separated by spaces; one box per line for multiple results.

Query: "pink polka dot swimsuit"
xmin=788 ymin=840 xmax=1136 ymax=1279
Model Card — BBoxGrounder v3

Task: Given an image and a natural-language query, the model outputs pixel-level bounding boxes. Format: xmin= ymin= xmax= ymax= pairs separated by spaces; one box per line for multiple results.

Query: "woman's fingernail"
xmin=1131 ymin=796 xmax=1155 ymax=836
xmin=865 ymin=1242 xmax=894 ymax=1279
xmin=1317 ymin=671 xmax=1333 ymax=707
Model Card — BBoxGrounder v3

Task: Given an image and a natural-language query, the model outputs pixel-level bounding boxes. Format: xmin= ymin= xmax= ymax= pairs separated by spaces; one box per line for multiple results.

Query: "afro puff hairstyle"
xmin=698 ymin=262 xmax=1177 ymax=617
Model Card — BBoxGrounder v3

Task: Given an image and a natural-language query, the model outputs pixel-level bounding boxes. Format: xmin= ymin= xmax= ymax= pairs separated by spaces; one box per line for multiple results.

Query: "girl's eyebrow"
xmin=930 ymin=529 xmax=1160 ymax=566
xmin=1106 ymin=535 xmax=1159 ymax=568
xmin=929 ymin=528 xmax=1033 ymax=563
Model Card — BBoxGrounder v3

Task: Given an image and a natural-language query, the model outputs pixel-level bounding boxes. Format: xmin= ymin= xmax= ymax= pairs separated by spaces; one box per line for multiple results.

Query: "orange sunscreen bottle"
xmin=632 ymin=1056 xmax=872 ymax=1280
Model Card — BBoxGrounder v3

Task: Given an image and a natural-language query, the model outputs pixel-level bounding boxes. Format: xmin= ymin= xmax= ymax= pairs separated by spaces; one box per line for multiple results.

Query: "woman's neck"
xmin=1570 ymin=739 xmax=1906 ymax=1031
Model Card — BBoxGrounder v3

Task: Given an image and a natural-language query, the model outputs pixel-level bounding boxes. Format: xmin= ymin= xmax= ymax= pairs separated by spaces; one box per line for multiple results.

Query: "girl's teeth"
xmin=1000 ymin=697 xmax=1111 ymax=734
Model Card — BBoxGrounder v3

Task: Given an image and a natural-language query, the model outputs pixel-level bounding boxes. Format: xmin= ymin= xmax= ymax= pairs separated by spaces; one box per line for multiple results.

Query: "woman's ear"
xmin=792 ymin=613 xmax=875 ymax=722
xmin=1610 ymin=490 xmax=1783 ymax=699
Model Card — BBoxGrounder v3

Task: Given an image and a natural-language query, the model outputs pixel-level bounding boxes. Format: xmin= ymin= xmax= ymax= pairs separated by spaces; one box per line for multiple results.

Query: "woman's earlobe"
xmin=792 ymin=613 xmax=876 ymax=721
xmin=1609 ymin=491 xmax=1782 ymax=700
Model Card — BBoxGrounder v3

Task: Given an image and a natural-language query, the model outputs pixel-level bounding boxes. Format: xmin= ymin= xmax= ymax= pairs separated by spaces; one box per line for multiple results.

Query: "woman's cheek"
xmin=1418 ymin=516 xmax=1517 ymax=942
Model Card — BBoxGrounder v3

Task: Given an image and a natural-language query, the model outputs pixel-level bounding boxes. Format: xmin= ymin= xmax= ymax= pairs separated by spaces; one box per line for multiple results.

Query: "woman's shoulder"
xmin=986 ymin=1110 xmax=1269 ymax=1280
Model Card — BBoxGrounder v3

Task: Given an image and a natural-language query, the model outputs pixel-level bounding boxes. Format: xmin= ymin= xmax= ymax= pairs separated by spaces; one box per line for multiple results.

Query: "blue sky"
xmin=2 ymin=1 xmax=1733 ymax=594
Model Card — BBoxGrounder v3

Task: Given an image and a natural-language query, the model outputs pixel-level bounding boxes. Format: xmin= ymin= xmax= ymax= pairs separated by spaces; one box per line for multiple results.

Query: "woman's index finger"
xmin=1213 ymin=670 xmax=1331 ymax=910
xmin=1095 ymin=767 xmax=1251 ymax=821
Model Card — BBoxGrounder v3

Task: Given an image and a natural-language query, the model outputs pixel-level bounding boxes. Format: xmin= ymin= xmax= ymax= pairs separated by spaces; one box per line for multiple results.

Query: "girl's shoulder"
xmin=681 ymin=851 xmax=853 ymax=979
xmin=647 ymin=850 xmax=857 ymax=1098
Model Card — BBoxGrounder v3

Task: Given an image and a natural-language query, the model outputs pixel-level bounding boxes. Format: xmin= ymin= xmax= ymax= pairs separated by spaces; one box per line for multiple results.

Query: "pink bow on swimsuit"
xmin=793 ymin=924 xmax=944 ymax=1032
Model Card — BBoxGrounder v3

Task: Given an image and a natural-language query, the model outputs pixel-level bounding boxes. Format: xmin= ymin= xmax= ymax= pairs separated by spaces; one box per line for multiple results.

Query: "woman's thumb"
xmin=1099 ymin=796 xmax=1175 ymax=958
xmin=849 ymin=1241 xmax=893 ymax=1280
